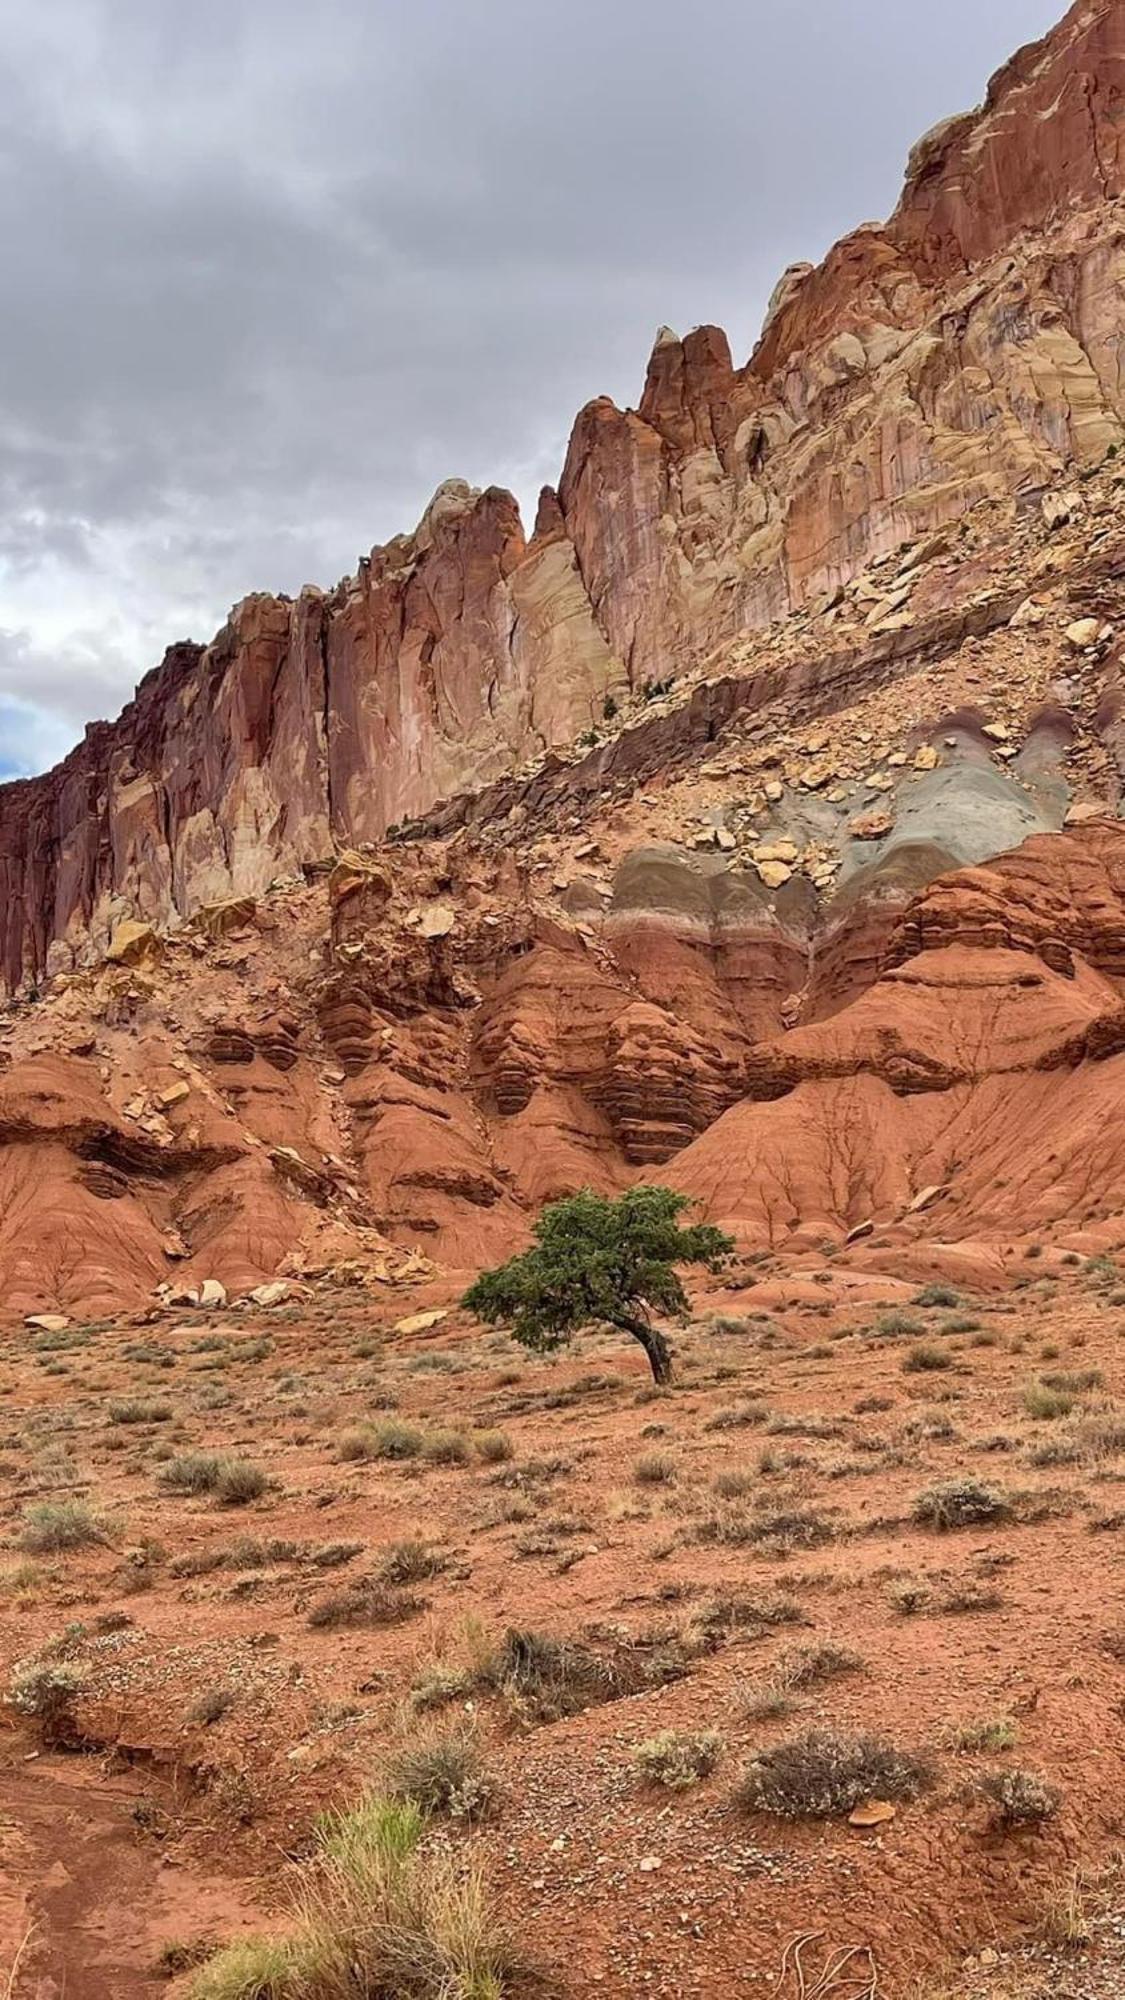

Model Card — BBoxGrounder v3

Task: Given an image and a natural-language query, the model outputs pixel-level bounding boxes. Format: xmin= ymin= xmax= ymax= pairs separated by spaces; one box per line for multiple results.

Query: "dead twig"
xmin=780 ymin=1931 xmax=879 ymax=2000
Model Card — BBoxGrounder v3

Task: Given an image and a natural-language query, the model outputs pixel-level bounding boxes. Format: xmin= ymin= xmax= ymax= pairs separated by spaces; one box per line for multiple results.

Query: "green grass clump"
xmin=190 ymin=1795 xmax=514 ymax=1999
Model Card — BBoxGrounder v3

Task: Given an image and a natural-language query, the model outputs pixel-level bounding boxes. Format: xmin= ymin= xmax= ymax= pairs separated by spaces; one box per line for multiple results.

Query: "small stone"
xmin=1065 ymin=617 xmax=1101 ymax=650
xmin=912 ymin=745 xmax=939 ymax=771
xmin=982 ymin=722 xmax=1010 ymax=742
xmin=198 ymin=1279 xmax=227 ymax=1309
xmin=1041 ymin=490 xmax=1077 ymax=531
xmin=908 ymin=1183 xmax=947 ymax=1214
xmin=157 ymin=1081 xmax=191 ymax=1109
xmin=756 ymin=860 xmax=793 ymax=890
xmin=394 ymin=1308 xmax=450 ymax=1336
xmin=106 ymin=920 xmax=159 ymax=967
xmin=418 ymin=902 xmax=456 ymax=939
xmin=848 ymin=1799 xmax=896 ymax=1826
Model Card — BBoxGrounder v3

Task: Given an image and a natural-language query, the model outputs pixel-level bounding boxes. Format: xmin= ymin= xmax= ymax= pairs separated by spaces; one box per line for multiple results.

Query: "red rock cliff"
xmin=3 ymin=0 xmax=1124 ymax=989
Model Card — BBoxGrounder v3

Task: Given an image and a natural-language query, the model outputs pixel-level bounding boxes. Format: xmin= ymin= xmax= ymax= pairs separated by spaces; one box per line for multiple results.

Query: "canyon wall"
xmin=2 ymin=0 xmax=1124 ymax=991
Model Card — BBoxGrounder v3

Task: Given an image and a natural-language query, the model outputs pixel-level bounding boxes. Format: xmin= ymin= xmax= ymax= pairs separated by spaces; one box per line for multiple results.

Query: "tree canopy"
xmin=462 ymin=1185 xmax=733 ymax=1384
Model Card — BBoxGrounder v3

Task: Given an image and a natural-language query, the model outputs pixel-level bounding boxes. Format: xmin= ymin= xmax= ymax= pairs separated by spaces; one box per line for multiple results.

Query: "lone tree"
xmin=462 ymin=1185 xmax=733 ymax=1386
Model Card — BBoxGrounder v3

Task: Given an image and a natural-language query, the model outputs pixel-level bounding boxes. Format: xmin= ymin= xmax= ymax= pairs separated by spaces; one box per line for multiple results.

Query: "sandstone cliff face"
xmin=2 ymin=0 xmax=1123 ymax=991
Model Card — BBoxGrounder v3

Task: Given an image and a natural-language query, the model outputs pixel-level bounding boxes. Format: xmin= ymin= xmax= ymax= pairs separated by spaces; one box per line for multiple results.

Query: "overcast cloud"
xmin=0 ymin=0 xmax=1063 ymax=778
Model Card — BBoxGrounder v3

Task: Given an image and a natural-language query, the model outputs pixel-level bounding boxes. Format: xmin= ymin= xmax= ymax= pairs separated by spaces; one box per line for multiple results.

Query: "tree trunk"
xmin=613 ymin=1314 xmax=674 ymax=1385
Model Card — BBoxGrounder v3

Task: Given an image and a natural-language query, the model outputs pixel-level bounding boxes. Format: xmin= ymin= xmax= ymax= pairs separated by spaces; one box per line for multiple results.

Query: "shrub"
xmin=902 ymin=1344 xmax=952 ymax=1374
xmin=773 ymin=1640 xmax=863 ymax=1689
xmin=914 ymin=1284 xmax=961 ymax=1308
xmin=384 ymin=1726 xmax=494 ymax=1820
xmin=107 ymin=1397 xmax=172 ymax=1425
xmin=307 ymin=1581 xmax=424 ymax=1631
xmin=912 ymin=1478 xmax=1011 ymax=1531
xmin=876 ymin=1312 xmax=924 ymax=1337
xmin=190 ymin=1686 xmax=237 ymax=1726
xmin=1022 ymin=1382 xmax=1076 ymax=1421
xmin=422 ymin=1429 xmax=471 ymax=1467
xmin=632 ymin=1451 xmax=677 ymax=1486
xmin=372 ymin=1419 xmax=427 ymax=1461
xmin=742 ymin=1684 xmax=796 ymax=1722
xmin=378 ymin=1540 xmax=447 ymax=1586
xmin=158 ymin=1452 xmax=225 ymax=1494
xmin=214 ymin=1461 xmax=268 ymax=1507
xmin=1042 ymin=1367 xmax=1102 ymax=1393
xmin=712 ymin=1468 xmax=754 ymax=1499
xmin=887 ymin=1577 xmax=932 ymax=1616
xmin=939 ymin=1579 xmax=1002 ymax=1615
xmin=18 ymin=1500 xmax=105 ymax=1554
xmin=158 ymin=1454 xmax=266 ymax=1505
xmin=486 ymin=1627 xmax=617 ymax=1723
xmin=191 ymin=1797 xmax=515 ymax=2000
xmin=976 ymin=1767 xmax=1061 ymax=1826
xmin=8 ymin=1656 xmax=88 ymax=1747
xmin=632 ymin=1728 xmax=724 ymax=1789
xmin=946 ymin=1715 xmax=1017 ymax=1753
xmin=473 ymin=1430 xmax=513 ymax=1465
xmin=735 ymin=1729 xmax=931 ymax=1820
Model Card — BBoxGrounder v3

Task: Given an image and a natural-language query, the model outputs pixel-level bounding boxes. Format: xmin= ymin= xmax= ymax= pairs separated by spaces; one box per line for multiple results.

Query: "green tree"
xmin=462 ymin=1185 xmax=733 ymax=1385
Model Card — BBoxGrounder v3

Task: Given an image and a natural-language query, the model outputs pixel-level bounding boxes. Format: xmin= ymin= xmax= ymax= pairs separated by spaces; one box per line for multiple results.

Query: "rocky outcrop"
xmin=2 ymin=2 xmax=1125 ymax=991
xmin=554 ymin=0 xmax=1125 ymax=683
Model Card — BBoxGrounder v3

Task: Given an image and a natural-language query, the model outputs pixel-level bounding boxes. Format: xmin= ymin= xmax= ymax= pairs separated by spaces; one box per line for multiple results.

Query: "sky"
xmin=0 ymin=0 xmax=1064 ymax=779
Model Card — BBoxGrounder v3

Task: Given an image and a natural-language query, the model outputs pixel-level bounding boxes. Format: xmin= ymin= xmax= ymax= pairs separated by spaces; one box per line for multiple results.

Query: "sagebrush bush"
xmin=976 ymin=1767 xmax=1061 ymax=1826
xmin=422 ymin=1429 xmax=471 ymax=1467
xmin=379 ymin=1540 xmax=447 ymax=1585
xmin=632 ymin=1451 xmax=677 ymax=1486
xmin=8 ymin=1655 xmax=88 ymax=1746
xmin=902 ymin=1344 xmax=952 ymax=1374
xmin=307 ymin=1580 xmax=424 ymax=1631
xmin=772 ymin=1640 xmax=863 ymax=1689
xmin=18 ymin=1500 xmax=105 ymax=1554
xmin=473 ymin=1430 xmax=513 ymax=1465
xmin=912 ymin=1478 xmax=1011 ymax=1531
xmin=736 ymin=1729 xmax=931 ymax=1820
xmin=107 ymin=1397 xmax=172 ymax=1425
xmin=1022 ymin=1382 xmax=1075 ymax=1421
xmin=913 ymin=1284 xmax=961 ymax=1308
xmin=384 ymin=1725 xmax=494 ymax=1820
xmin=158 ymin=1454 xmax=266 ymax=1506
xmin=632 ymin=1728 xmax=724 ymax=1789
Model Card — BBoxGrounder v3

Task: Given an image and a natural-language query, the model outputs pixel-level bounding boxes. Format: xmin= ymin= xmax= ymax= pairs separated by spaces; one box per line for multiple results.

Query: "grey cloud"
xmin=0 ymin=0 xmax=1064 ymax=773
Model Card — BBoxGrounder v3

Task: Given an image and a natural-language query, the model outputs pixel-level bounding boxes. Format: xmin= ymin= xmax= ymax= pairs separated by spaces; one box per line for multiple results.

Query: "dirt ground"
xmin=2 ymin=1245 xmax=1125 ymax=1998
